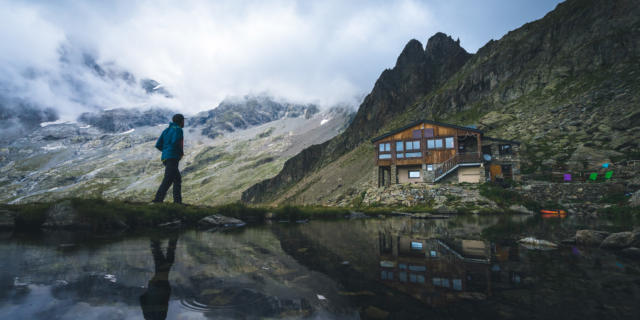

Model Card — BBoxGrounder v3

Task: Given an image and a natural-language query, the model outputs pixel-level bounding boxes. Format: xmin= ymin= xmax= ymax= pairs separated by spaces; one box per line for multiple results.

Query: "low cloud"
xmin=0 ymin=0 xmax=561 ymax=120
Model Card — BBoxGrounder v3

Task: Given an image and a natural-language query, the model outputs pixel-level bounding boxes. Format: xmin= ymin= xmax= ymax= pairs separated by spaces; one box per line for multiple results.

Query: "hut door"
xmin=489 ymin=164 xmax=502 ymax=182
xmin=501 ymin=164 xmax=513 ymax=180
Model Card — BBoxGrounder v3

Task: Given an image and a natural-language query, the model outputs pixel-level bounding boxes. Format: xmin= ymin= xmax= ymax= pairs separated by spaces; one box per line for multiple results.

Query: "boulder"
xmin=198 ymin=214 xmax=246 ymax=229
xmin=42 ymin=200 xmax=91 ymax=229
xmin=600 ymin=232 xmax=640 ymax=249
xmin=508 ymin=204 xmax=534 ymax=214
xmin=0 ymin=209 xmax=15 ymax=229
xmin=575 ymin=230 xmax=610 ymax=246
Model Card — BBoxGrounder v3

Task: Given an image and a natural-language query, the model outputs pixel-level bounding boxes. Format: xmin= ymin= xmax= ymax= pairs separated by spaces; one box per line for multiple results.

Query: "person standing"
xmin=152 ymin=114 xmax=184 ymax=204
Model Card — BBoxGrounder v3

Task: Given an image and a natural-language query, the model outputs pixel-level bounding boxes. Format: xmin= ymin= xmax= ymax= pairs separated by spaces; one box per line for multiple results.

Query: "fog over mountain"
xmin=0 ymin=0 xmax=561 ymax=127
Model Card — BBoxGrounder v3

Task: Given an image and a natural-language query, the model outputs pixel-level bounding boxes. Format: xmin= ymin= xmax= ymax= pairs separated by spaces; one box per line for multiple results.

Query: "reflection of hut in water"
xmin=378 ymin=232 xmax=492 ymax=306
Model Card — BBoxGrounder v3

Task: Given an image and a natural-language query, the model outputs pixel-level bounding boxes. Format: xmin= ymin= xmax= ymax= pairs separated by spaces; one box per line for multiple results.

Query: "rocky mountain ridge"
xmin=77 ymin=108 xmax=176 ymax=133
xmin=242 ymin=0 xmax=640 ymax=205
xmin=189 ymin=96 xmax=321 ymax=139
xmin=0 ymin=99 xmax=352 ymax=205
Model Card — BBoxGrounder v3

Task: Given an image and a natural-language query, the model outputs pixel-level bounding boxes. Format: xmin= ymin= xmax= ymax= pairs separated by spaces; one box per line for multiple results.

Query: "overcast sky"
xmin=0 ymin=0 xmax=563 ymax=118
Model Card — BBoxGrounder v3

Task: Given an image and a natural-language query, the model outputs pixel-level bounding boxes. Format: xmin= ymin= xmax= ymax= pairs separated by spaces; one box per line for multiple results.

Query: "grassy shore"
xmin=2 ymin=199 xmax=379 ymax=232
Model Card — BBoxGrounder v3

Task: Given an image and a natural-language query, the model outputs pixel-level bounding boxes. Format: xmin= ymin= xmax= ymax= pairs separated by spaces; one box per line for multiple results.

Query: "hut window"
xmin=445 ymin=137 xmax=454 ymax=149
xmin=379 ymin=143 xmax=390 ymax=152
xmin=435 ymin=139 xmax=443 ymax=148
xmin=427 ymin=164 xmax=433 ymax=171
xmin=396 ymin=141 xmax=404 ymax=152
xmin=378 ymin=154 xmax=392 ymax=159
xmin=409 ymin=170 xmax=421 ymax=178
xmin=427 ymin=139 xmax=435 ymax=149
xmin=406 ymin=140 xmax=420 ymax=151
xmin=396 ymin=153 xmax=404 ymax=158
xmin=499 ymin=144 xmax=512 ymax=155
xmin=424 ymin=128 xmax=434 ymax=137
xmin=405 ymin=152 xmax=422 ymax=158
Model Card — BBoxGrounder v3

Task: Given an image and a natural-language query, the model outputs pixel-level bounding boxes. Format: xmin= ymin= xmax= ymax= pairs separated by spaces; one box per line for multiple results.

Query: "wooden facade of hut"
xmin=371 ymin=120 xmax=521 ymax=186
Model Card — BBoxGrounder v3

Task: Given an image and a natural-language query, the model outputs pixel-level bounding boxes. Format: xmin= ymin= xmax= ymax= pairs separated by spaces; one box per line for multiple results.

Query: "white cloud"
xmin=0 ymin=0 xmax=436 ymax=118
xmin=0 ymin=0 xmax=562 ymax=119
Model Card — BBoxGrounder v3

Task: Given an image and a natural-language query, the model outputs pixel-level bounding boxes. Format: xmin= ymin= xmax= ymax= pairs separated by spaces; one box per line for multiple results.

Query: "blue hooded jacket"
xmin=155 ymin=122 xmax=184 ymax=161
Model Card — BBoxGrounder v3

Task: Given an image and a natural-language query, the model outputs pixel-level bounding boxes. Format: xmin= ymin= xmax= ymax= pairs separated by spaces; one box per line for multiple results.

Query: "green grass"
xmin=5 ymin=199 xmax=392 ymax=232
xmin=479 ymin=183 xmax=540 ymax=210
xmin=7 ymin=199 xmax=269 ymax=231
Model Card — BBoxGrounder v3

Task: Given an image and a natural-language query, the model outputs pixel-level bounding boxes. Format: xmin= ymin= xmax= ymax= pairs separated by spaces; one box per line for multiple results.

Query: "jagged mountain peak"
xmin=395 ymin=39 xmax=424 ymax=68
xmin=425 ymin=32 xmax=467 ymax=59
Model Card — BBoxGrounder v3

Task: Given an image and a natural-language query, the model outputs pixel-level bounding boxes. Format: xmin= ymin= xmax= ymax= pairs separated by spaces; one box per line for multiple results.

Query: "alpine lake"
xmin=1 ymin=213 xmax=639 ymax=320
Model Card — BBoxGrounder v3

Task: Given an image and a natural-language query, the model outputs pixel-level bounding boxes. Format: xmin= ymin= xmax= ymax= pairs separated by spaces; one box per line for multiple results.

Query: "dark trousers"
xmin=153 ymin=158 xmax=182 ymax=203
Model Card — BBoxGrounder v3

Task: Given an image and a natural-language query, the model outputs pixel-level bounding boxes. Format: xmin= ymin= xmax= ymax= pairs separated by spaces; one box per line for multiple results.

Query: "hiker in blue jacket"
xmin=153 ymin=114 xmax=185 ymax=204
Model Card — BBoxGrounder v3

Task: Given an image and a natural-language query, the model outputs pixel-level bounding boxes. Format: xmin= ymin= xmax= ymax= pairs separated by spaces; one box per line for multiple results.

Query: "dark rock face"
xmin=78 ymin=108 xmax=175 ymax=132
xmin=242 ymin=34 xmax=470 ymax=203
xmin=189 ymin=96 xmax=320 ymax=139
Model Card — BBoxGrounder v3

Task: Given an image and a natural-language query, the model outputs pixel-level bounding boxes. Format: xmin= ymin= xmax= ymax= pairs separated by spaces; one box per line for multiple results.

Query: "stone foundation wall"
xmin=362 ymin=183 xmax=498 ymax=210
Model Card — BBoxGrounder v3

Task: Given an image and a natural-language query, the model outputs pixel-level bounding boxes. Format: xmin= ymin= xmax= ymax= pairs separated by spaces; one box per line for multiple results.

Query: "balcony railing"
xmin=433 ymin=152 xmax=481 ymax=182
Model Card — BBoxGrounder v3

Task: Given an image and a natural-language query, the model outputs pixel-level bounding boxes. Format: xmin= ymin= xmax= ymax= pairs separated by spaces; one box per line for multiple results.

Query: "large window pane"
xmin=427 ymin=139 xmax=435 ymax=149
xmin=435 ymin=139 xmax=443 ymax=148
xmin=412 ymin=141 xmax=420 ymax=150
xmin=445 ymin=137 xmax=454 ymax=149
xmin=385 ymin=143 xmax=390 ymax=152
xmin=406 ymin=152 xmax=422 ymax=158
xmin=396 ymin=141 xmax=404 ymax=151
xmin=396 ymin=153 xmax=404 ymax=158
xmin=409 ymin=170 xmax=420 ymax=178
xmin=379 ymin=154 xmax=392 ymax=159
xmin=379 ymin=144 xmax=385 ymax=152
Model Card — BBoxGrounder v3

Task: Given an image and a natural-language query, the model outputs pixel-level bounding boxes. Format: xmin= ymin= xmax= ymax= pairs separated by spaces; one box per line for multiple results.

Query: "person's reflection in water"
xmin=140 ymin=236 xmax=178 ymax=320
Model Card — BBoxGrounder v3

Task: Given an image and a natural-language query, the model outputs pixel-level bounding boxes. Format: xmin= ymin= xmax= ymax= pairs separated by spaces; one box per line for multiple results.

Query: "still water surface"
xmin=0 ymin=215 xmax=638 ymax=319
